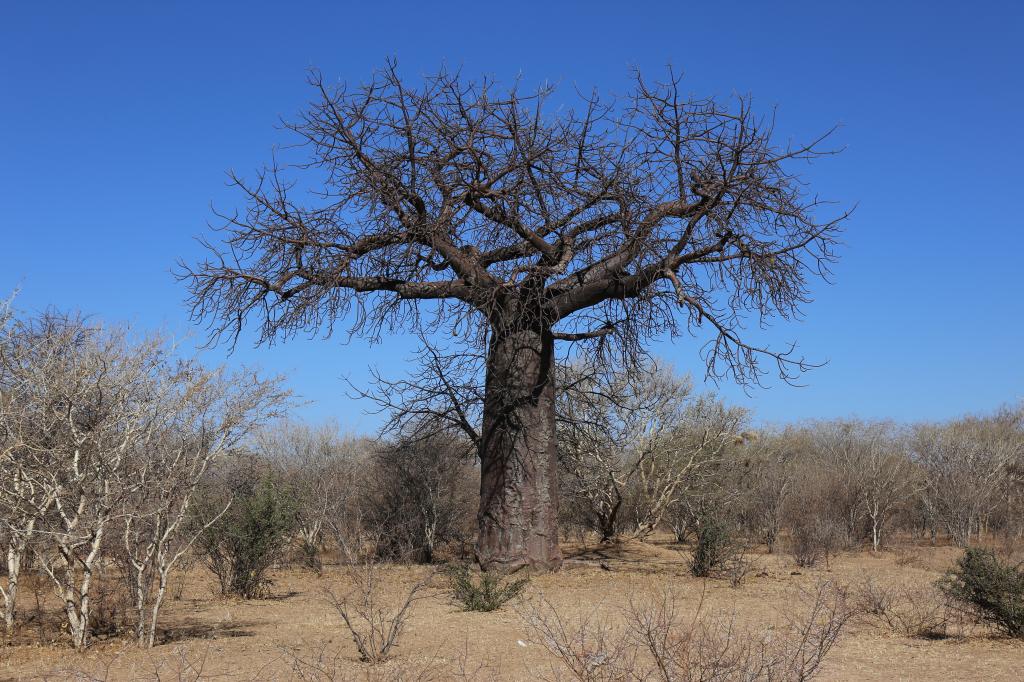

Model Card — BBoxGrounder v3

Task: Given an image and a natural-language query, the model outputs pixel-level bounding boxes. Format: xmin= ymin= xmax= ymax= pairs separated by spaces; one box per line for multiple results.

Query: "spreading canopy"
xmin=183 ymin=62 xmax=845 ymax=384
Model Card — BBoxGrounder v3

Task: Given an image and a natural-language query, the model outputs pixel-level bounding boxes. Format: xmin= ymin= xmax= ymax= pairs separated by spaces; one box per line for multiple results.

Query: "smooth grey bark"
xmin=2 ymin=532 xmax=29 ymax=633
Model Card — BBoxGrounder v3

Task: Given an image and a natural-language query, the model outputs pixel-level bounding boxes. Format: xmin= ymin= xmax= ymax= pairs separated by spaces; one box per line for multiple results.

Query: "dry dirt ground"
xmin=1 ymin=539 xmax=1022 ymax=681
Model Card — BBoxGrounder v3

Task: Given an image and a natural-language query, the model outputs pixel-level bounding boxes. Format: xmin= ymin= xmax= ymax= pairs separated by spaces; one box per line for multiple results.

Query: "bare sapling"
xmin=120 ymin=362 xmax=287 ymax=647
xmin=327 ymin=552 xmax=434 ymax=664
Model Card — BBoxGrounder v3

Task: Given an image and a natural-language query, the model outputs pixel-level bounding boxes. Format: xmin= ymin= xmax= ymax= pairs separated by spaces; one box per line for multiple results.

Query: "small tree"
xmin=363 ymin=435 xmax=475 ymax=564
xmin=817 ymin=420 xmax=918 ymax=552
xmin=743 ymin=436 xmax=795 ymax=553
xmin=790 ymin=518 xmax=846 ymax=569
xmin=0 ymin=297 xmax=49 ymax=635
xmin=194 ymin=457 xmax=298 ymax=598
xmin=915 ymin=417 xmax=1017 ymax=547
xmin=0 ymin=305 xmax=287 ymax=646
xmin=258 ymin=420 xmax=361 ymax=572
xmin=120 ymin=363 xmax=287 ymax=647
xmin=857 ymin=437 xmax=919 ymax=552
xmin=558 ymin=361 xmax=745 ymax=542
xmin=557 ymin=361 xmax=691 ymax=542
xmin=631 ymin=395 xmax=746 ymax=539
xmin=1 ymin=314 xmax=169 ymax=648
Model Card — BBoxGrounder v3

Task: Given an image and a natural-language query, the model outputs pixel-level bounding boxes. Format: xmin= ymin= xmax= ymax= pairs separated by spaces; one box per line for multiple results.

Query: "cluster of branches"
xmin=356 ymin=334 xmax=1024 ymax=556
xmin=672 ymin=410 xmax=1024 ymax=563
xmin=557 ymin=360 xmax=747 ymax=542
xmin=182 ymin=62 xmax=847 ymax=386
xmin=522 ymin=580 xmax=852 ymax=682
xmin=0 ymin=304 xmax=288 ymax=648
xmin=189 ymin=419 xmax=477 ymax=589
xmin=4 ymin=304 xmax=1017 ymax=650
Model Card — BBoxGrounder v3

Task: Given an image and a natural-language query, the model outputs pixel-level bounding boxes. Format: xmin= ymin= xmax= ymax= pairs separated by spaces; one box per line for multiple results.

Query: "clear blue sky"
xmin=2 ymin=1 xmax=1021 ymax=432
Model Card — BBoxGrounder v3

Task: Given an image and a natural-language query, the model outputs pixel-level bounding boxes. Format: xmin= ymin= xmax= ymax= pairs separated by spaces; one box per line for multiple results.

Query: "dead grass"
xmin=1 ymin=538 xmax=1022 ymax=681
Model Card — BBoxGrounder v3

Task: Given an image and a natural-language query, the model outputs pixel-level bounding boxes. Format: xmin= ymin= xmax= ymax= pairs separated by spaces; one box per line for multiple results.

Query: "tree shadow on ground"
xmin=158 ymin=619 xmax=259 ymax=644
xmin=563 ymin=538 xmax=690 ymax=576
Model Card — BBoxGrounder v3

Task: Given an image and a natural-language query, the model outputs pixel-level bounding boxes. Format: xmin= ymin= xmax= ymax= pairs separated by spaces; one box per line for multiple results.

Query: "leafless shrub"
xmin=780 ymin=581 xmax=853 ymax=681
xmin=327 ymin=559 xmax=434 ymax=664
xmin=628 ymin=581 xmax=850 ymax=682
xmin=362 ymin=436 xmax=475 ymax=565
xmin=280 ymin=640 xmax=350 ymax=682
xmin=39 ymin=645 xmax=125 ymax=681
xmin=629 ymin=602 xmax=777 ymax=681
xmin=790 ymin=519 xmax=846 ymax=569
xmin=282 ymin=637 xmax=498 ymax=682
xmin=446 ymin=637 xmax=501 ymax=682
xmin=143 ymin=644 xmax=218 ymax=681
xmin=519 ymin=594 xmax=638 ymax=681
xmin=522 ymin=581 xmax=851 ymax=681
xmin=892 ymin=548 xmax=922 ymax=568
xmin=282 ymin=639 xmax=444 ymax=681
xmin=45 ymin=643 xmax=239 ymax=681
xmin=853 ymin=577 xmax=958 ymax=639
xmin=723 ymin=548 xmax=759 ymax=588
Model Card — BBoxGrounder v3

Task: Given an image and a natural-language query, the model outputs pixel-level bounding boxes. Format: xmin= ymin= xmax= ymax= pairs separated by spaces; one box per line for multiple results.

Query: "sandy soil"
xmin=1 ymin=539 xmax=1021 ymax=680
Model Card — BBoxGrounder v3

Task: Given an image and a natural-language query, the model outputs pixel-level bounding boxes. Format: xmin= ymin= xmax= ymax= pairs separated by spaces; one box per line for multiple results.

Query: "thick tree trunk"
xmin=476 ymin=325 xmax=562 ymax=572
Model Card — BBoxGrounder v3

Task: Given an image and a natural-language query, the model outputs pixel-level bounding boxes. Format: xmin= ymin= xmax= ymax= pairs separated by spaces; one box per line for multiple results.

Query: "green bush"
xmin=446 ymin=563 xmax=529 ymax=612
xmin=194 ymin=461 xmax=298 ymax=599
xmin=690 ymin=516 xmax=734 ymax=578
xmin=938 ymin=548 xmax=1024 ymax=638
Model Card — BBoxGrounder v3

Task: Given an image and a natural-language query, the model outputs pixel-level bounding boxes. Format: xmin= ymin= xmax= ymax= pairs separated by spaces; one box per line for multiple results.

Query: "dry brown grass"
xmin=1 ymin=537 xmax=1022 ymax=681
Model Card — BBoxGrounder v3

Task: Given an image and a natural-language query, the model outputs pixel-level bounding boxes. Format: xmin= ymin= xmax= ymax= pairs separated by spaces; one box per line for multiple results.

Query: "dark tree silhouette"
xmin=181 ymin=62 xmax=846 ymax=571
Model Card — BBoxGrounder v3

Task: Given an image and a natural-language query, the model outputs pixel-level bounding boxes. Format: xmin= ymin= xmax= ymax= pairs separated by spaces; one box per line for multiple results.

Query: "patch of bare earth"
xmin=1 ymin=539 xmax=1021 ymax=680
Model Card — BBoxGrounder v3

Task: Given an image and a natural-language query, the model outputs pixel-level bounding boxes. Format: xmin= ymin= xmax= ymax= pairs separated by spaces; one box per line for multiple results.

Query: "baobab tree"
xmin=182 ymin=62 xmax=845 ymax=571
